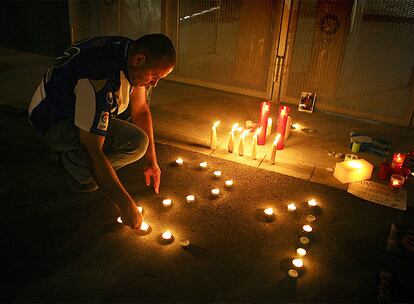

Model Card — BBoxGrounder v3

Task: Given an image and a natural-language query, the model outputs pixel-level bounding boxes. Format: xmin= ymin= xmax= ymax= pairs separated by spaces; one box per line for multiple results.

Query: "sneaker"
xmin=67 ymin=175 xmax=99 ymax=193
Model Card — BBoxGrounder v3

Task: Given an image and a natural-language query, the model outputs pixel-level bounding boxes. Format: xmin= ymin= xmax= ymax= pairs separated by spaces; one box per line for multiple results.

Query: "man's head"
xmin=127 ymin=33 xmax=176 ymax=87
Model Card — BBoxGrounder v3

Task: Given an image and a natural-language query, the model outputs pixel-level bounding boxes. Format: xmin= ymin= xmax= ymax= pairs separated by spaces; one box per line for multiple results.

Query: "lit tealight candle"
xmin=287 ymin=203 xmax=297 ymax=212
xmin=180 ymin=239 xmax=190 ymax=248
xmin=199 ymin=162 xmax=208 ymax=169
xmin=162 ymin=230 xmax=173 ymax=241
xmin=306 ymin=215 xmax=316 ymax=222
xmin=292 ymin=258 xmax=304 ymax=268
xmin=117 ymin=216 xmax=123 ymax=224
xmin=308 ymin=199 xmax=317 ymax=207
xmin=213 ymin=170 xmax=222 ymax=178
xmin=299 ymin=236 xmax=310 ymax=245
xmin=264 ymin=208 xmax=274 ymax=217
xmin=296 ymin=248 xmax=307 ymax=256
xmin=211 ymin=188 xmax=220 ymax=197
xmin=140 ymin=221 xmax=150 ymax=232
xmin=291 ymin=123 xmax=301 ymax=130
xmin=162 ymin=199 xmax=172 ymax=207
xmin=225 ymin=180 xmax=234 ymax=188
xmin=303 ymin=224 xmax=313 ymax=232
xmin=186 ymin=195 xmax=195 ymax=203
xmin=288 ymin=269 xmax=299 ymax=278
xmin=175 ymin=157 xmax=184 ymax=165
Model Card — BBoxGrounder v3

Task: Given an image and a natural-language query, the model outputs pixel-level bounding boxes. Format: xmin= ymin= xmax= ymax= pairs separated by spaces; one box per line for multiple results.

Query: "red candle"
xmin=391 ymin=153 xmax=406 ymax=171
xmin=257 ymin=101 xmax=271 ymax=145
xmin=275 ymin=105 xmax=290 ymax=150
xmin=378 ymin=162 xmax=392 ymax=180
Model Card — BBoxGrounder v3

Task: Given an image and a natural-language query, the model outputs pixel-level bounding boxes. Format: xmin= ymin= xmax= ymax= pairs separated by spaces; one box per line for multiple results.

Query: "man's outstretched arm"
xmin=79 ymin=130 xmax=142 ymax=229
xmin=129 ymin=85 xmax=161 ymax=193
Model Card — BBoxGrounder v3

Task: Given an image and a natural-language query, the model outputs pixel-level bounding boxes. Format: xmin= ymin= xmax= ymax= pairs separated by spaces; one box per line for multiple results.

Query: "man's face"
xmin=128 ymin=54 xmax=174 ymax=87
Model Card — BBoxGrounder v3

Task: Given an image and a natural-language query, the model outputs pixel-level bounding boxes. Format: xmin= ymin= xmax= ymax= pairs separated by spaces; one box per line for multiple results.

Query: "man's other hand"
xmin=144 ymin=162 xmax=161 ymax=193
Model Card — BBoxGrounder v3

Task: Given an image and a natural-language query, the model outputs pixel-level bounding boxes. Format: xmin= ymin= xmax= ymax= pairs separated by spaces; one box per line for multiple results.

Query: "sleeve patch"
xmin=97 ymin=111 xmax=109 ymax=131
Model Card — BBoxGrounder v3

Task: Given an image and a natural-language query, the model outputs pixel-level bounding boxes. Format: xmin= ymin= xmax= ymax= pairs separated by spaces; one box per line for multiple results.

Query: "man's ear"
xmin=132 ymin=54 xmax=146 ymax=68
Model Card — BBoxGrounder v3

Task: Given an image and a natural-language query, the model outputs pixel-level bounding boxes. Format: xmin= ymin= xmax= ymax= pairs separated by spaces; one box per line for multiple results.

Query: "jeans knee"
xmin=128 ymin=128 xmax=149 ymax=161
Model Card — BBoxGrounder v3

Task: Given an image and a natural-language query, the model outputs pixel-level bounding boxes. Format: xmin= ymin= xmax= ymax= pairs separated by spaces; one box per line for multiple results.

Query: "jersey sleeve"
xmin=74 ymin=78 xmax=111 ymax=137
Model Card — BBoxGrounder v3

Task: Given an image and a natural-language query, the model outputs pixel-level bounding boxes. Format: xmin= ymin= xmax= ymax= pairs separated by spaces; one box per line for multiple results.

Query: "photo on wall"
xmin=298 ymin=92 xmax=316 ymax=113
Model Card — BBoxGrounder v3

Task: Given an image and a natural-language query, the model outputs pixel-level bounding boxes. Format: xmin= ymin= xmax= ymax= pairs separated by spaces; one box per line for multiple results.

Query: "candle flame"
xmin=254 ymin=127 xmax=263 ymax=137
xmin=140 ymin=221 xmax=149 ymax=231
xmin=241 ymin=129 xmax=251 ymax=138
xmin=236 ymin=126 xmax=243 ymax=133
xmin=273 ymin=133 xmax=282 ymax=145
xmin=231 ymin=123 xmax=239 ymax=132
xmin=348 ymin=160 xmax=363 ymax=169
xmin=213 ymin=120 xmax=220 ymax=128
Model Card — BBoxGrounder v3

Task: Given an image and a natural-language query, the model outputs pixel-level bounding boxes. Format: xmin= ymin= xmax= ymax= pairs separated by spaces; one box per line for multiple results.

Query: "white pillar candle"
xmin=287 ymin=203 xmax=297 ymax=212
xmin=307 ymin=199 xmax=317 ymax=207
xmin=227 ymin=123 xmax=238 ymax=153
xmin=162 ymin=199 xmax=172 ymax=207
xmin=238 ymin=129 xmax=250 ymax=156
xmin=186 ymin=195 xmax=195 ymax=203
xmin=211 ymin=188 xmax=220 ymax=197
xmin=199 ymin=162 xmax=208 ymax=169
xmin=175 ymin=157 xmax=183 ymax=165
xmin=213 ymin=170 xmax=222 ymax=178
xmin=270 ymin=133 xmax=282 ymax=164
xmin=266 ymin=118 xmax=273 ymax=137
xmin=225 ymin=180 xmax=234 ymax=188
xmin=303 ymin=224 xmax=313 ymax=232
xmin=251 ymin=127 xmax=262 ymax=160
xmin=292 ymin=258 xmax=304 ymax=268
xmin=210 ymin=120 xmax=220 ymax=149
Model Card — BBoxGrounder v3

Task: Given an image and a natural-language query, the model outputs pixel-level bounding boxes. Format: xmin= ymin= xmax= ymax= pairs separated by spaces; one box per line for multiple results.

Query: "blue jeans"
xmin=42 ymin=118 xmax=149 ymax=184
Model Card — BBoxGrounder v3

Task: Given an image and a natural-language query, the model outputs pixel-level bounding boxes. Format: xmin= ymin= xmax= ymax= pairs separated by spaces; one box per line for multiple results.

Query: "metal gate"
xmin=162 ymin=0 xmax=286 ymax=99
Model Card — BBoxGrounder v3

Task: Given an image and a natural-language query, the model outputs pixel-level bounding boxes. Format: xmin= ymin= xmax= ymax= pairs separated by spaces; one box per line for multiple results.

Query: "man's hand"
xmin=120 ymin=202 xmax=143 ymax=230
xmin=144 ymin=162 xmax=161 ymax=193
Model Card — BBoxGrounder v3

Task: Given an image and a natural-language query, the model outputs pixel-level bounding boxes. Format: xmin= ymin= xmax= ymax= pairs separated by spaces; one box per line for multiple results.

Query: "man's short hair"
xmin=130 ymin=33 xmax=176 ymax=68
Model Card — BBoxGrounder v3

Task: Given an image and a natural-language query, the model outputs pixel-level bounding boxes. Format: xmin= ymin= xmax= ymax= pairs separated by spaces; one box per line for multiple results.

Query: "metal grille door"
xmin=164 ymin=0 xmax=282 ymax=98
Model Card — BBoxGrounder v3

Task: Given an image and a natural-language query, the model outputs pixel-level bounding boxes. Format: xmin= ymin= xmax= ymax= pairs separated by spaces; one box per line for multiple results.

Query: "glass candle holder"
xmin=389 ymin=174 xmax=405 ymax=192
xmin=391 ymin=153 xmax=406 ymax=171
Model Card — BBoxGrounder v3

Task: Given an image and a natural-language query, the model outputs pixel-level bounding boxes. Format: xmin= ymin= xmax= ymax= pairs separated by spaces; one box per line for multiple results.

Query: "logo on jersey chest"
xmin=97 ymin=111 xmax=109 ymax=131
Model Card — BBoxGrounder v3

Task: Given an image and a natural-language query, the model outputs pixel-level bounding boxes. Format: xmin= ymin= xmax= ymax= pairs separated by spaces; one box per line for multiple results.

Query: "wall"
xmin=0 ymin=1 xmax=70 ymax=56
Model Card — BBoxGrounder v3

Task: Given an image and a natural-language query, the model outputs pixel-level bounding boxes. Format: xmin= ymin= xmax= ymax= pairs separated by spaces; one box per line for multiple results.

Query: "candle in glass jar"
xmin=389 ymin=174 xmax=405 ymax=192
xmin=391 ymin=153 xmax=406 ymax=170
